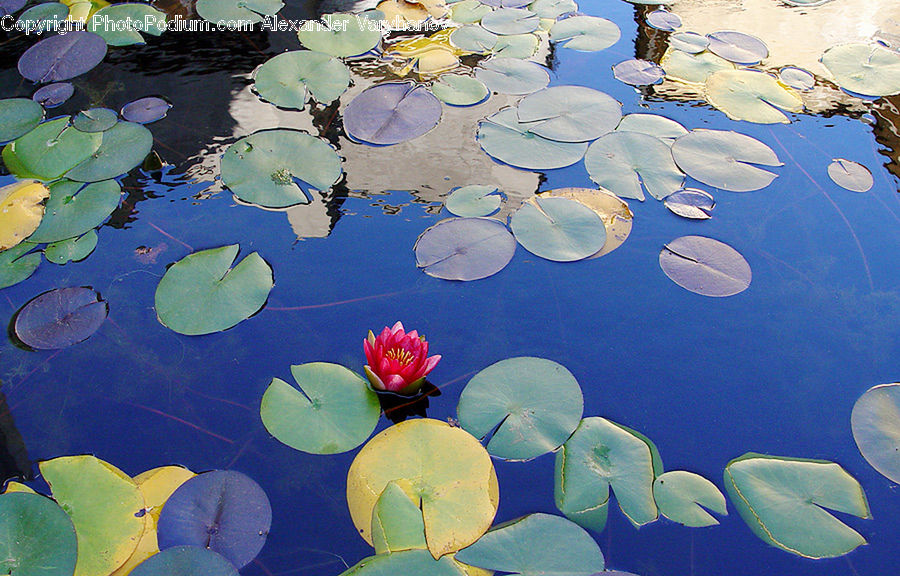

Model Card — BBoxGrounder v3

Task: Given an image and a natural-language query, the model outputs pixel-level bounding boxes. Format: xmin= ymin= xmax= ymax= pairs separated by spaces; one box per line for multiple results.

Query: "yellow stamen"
xmin=385 ymin=348 xmax=414 ymax=365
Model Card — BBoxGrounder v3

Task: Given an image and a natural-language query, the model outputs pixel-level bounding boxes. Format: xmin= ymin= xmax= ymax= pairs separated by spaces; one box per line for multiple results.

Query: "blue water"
xmin=1 ymin=1 xmax=899 ymax=575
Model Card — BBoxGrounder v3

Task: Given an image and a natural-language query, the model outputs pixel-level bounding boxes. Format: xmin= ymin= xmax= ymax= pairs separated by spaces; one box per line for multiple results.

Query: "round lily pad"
xmin=549 ymin=15 xmax=620 ymax=52
xmin=516 ymin=86 xmax=621 ymax=142
xmin=664 ymin=188 xmax=715 ymax=219
xmin=613 ymin=59 xmax=665 ymax=86
xmin=481 ymin=0 xmax=530 ymax=7
xmin=73 ymin=108 xmax=118 ymax=132
xmin=706 ymin=30 xmax=768 ymax=65
xmin=669 ymin=31 xmax=708 ymax=54
xmin=87 ymin=4 xmax=167 ymax=46
xmin=0 ymin=98 xmax=43 ymax=143
xmin=450 ymin=0 xmax=492 ymax=24
xmin=616 ymin=113 xmax=688 ymax=143
xmin=0 ymin=180 xmax=50 ymax=251
xmin=28 ymin=179 xmax=121 ymax=244
xmin=458 ymin=357 xmax=584 ymax=460
xmin=671 ymin=129 xmax=781 ymax=191
xmin=157 ymin=471 xmax=271 ymax=569
xmin=724 ymin=453 xmax=871 ymax=559
xmin=297 ymin=12 xmax=383 ymax=58
xmin=155 ymin=244 xmax=273 ymax=335
xmin=347 ymin=418 xmax=499 ymax=558
xmin=528 ymin=0 xmax=576 ymax=19
xmin=477 ymin=108 xmax=587 ymax=169
xmin=45 ymin=230 xmax=98 ymax=264
xmin=660 ymin=48 xmax=734 ymax=84
xmin=821 ymin=42 xmax=900 ymax=97
xmin=705 ymin=69 xmax=803 ymax=124
xmin=4 ymin=117 xmax=103 ymax=180
xmin=261 ymin=362 xmax=380 ymax=454
xmin=17 ymin=31 xmax=108 ymax=83
xmin=66 ymin=121 xmax=153 ymax=182
xmin=32 ymin=82 xmax=73 ymax=108
xmin=0 ymin=244 xmax=42 ymax=289
xmin=450 ymin=25 xmax=498 ymax=53
xmin=779 ymin=66 xmax=815 ymax=91
xmin=827 ymin=159 xmax=873 ymax=192
xmin=851 ymin=383 xmax=900 ymax=483
xmin=538 ymin=187 xmax=633 ymax=259
xmin=129 ymin=546 xmax=239 ymax=576
xmin=431 ymin=74 xmax=489 ymax=106
xmin=509 ymin=197 xmax=606 ymax=262
xmin=0 ymin=492 xmax=77 ymax=576
xmin=445 ymin=185 xmax=503 ymax=217
xmin=341 ymin=549 xmax=469 ymax=576
xmin=344 ymin=82 xmax=442 ymax=146
xmin=121 ymin=97 xmax=171 ymax=124
xmin=481 ymin=8 xmax=539 ymax=35
xmin=659 ymin=236 xmax=751 ymax=297
xmin=196 ymin=0 xmax=282 ymax=24
xmin=17 ymin=3 xmax=69 ymax=33
xmin=15 ymin=286 xmax=108 ymax=349
xmin=220 ymin=129 xmax=342 ymax=208
xmin=0 ymin=0 xmax=26 ymax=16
xmin=492 ymin=33 xmax=538 ymax=58
xmin=653 ymin=471 xmax=727 ymax=527
xmin=455 ymin=513 xmax=605 ymax=576
xmin=475 ymin=57 xmax=549 ymax=95
xmin=254 ymin=51 xmax=349 ymax=110
xmin=414 ymin=217 xmax=516 ymax=281
xmin=647 ymin=10 xmax=680 ymax=32
xmin=584 ymin=132 xmax=684 ymax=201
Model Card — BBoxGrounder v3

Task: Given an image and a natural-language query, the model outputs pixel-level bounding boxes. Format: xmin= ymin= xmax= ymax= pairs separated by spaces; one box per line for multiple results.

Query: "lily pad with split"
xmin=15 ymin=286 xmax=108 ymax=349
xmin=821 ymin=43 xmax=900 ymax=98
xmin=528 ymin=0 xmax=576 ymax=19
xmin=339 ymin=549 xmax=470 ymax=576
xmin=549 ymin=15 xmax=620 ymax=52
xmin=87 ymin=4 xmax=167 ymax=46
xmin=17 ymin=31 xmax=107 ymax=83
xmin=584 ymin=131 xmax=684 ymax=201
xmin=706 ymin=30 xmax=768 ymax=65
xmin=196 ymin=0 xmax=282 ymax=24
xmin=647 ymin=10 xmax=680 ymax=32
xmin=660 ymin=48 xmax=734 ymax=84
xmin=445 ymin=185 xmax=503 ymax=217
xmin=28 ymin=179 xmax=121 ymax=244
xmin=827 ymin=159 xmax=873 ymax=192
xmin=0 ymin=492 xmax=77 ymax=576
xmin=254 ymin=51 xmax=350 ymax=110
xmin=493 ymin=33 xmax=538 ymax=58
xmin=705 ymin=69 xmax=802 ymax=124
xmin=671 ymin=129 xmax=781 ymax=191
xmin=509 ymin=196 xmax=606 ymax=262
xmin=45 ymin=230 xmax=98 ymax=264
xmin=851 ymin=383 xmax=900 ymax=483
xmin=450 ymin=0 xmax=492 ymax=24
xmin=121 ymin=97 xmax=171 ymax=124
xmin=0 ymin=98 xmax=43 ymax=143
xmin=3 ymin=117 xmax=102 ymax=180
xmin=371 ymin=481 xmax=428 ymax=554
xmin=615 ymin=113 xmax=687 ymax=143
xmin=32 ymin=83 xmax=73 ymax=108
xmin=477 ymin=108 xmax=586 ymax=169
xmin=516 ymin=85 xmax=621 ymax=142
xmin=659 ymin=236 xmax=751 ymax=297
xmin=157 ymin=470 xmax=272 ymax=569
xmin=450 ymin=25 xmax=498 ymax=53
xmin=73 ymin=108 xmax=118 ymax=132
xmin=475 ymin=57 xmax=549 ymax=95
xmin=458 ymin=356 xmax=584 ymax=460
xmin=613 ymin=59 xmax=665 ymax=86
xmin=0 ymin=180 xmax=50 ymax=251
xmin=779 ymin=66 xmax=815 ymax=91
xmin=664 ymin=188 xmax=715 ymax=219
xmin=538 ymin=187 xmax=633 ymax=258
xmin=414 ymin=217 xmax=516 ymax=281
xmin=0 ymin=244 xmax=42 ymax=289
xmin=480 ymin=7 xmax=539 ymax=35
xmin=66 ymin=121 xmax=153 ymax=182
xmin=431 ymin=74 xmax=489 ymax=106
xmin=344 ymin=82 xmax=442 ymax=146
xmin=669 ymin=31 xmax=708 ymax=54
xmin=653 ymin=470 xmax=727 ymax=527
xmin=297 ymin=13 xmax=383 ymax=58
xmin=129 ymin=546 xmax=238 ymax=576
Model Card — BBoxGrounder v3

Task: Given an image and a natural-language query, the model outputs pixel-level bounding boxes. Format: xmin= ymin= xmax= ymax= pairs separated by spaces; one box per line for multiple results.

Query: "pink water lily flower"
xmin=363 ymin=321 xmax=441 ymax=395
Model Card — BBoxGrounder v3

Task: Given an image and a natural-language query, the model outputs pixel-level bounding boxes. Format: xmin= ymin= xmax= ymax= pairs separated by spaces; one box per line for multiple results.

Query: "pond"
xmin=0 ymin=0 xmax=898 ymax=575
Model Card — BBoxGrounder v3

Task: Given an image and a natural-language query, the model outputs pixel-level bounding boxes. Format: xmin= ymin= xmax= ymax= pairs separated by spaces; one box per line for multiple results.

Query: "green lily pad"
xmin=40 ymin=455 xmax=145 ymax=576
xmin=431 ymin=74 xmax=490 ymax=106
xmin=493 ymin=33 xmax=538 ymax=58
xmin=851 ymin=383 xmax=900 ymax=483
xmin=481 ymin=8 xmax=539 ymax=35
xmin=155 ymin=244 xmax=273 ymax=336
xmin=4 ymin=117 xmax=102 ymax=180
xmin=66 ymin=121 xmax=153 ymax=182
xmin=450 ymin=0 xmax=492 ymax=23
xmin=516 ymin=86 xmax=621 ymax=142
xmin=254 ymin=51 xmax=350 ymax=110
xmin=0 ymin=98 xmax=44 ymax=143
xmin=220 ymin=129 xmax=342 ymax=208
xmin=455 ymin=513 xmax=605 ymax=576
xmin=528 ymin=0 xmax=577 ymax=19
xmin=72 ymin=108 xmax=118 ymax=133
xmin=261 ymin=362 xmax=380 ymax=455
xmin=509 ymin=197 xmax=606 ymax=262
xmin=27 ymin=179 xmax=121 ymax=244
xmin=372 ymin=481 xmax=428 ymax=554
xmin=660 ymin=48 xmax=734 ymax=84
xmin=478 ymin=108 xmax=587 ymax=169
xmin=196 ymin=0 xmax=283 ymax=24
xmin=821 ymin=42 xmax=900 ymax=97
xmin=0 ymin=492 xmax=77 ymax=576
xmin=671 ymin=129 xmax=781 ymax=192
xmin=705 ymin=69 xmax=803 ymax=124
xmin=16 ymin=3 xmax=69 ymax=34
xmin=87 ymin=4 xmax=166 ymax=46
xmin=549 ymin=16 xmax=620 ymax=52
xmin=615 ymin=113 xmax=688 ymax=144
xmin=347 ymin=419 xmax=499 ymax=558
xmin=827 ymin=159 xmax=873 ymax=192
xmin=584 ymin=132 xmax=684 ymax=201
xmin=445 ymin=185 xmax=503 ymax=217
xmin=450 ymin=25 xmax=498 ymax=53
xmin=129 ymin=546 xmax=239 ymax=576
xmin=724 ymin=453 xmax=871 ymax=559
xmin=0 ymin=243 xmax=42 ymax=289
xmin=45 ymin=230 xmax=98 ymax=264
xmin=297 ymin=13 xmax=383 ymax=58
xmin=653 ymin=470 xmax=727 ymax=527
xmin=458 ymin=356 xmax=584 ymax=460
xmin=475 ymin=58 xmax=549 ymax=95
xmin=555 ymin=417 xmax=662 ymax=532
xmin=340 ymin=549 xmax=467 ymax=576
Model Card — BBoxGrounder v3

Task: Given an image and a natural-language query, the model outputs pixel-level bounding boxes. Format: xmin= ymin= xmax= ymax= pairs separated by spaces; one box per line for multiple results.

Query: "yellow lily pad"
xmin=0 ymin=180 xmax=50 ymax=251
xmin=705 ymin=69 xmax=803 ymax=124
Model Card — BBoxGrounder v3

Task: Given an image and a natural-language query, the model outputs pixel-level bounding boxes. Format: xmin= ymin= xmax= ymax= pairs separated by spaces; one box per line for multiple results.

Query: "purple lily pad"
xmin=32 ymin=82 xmax=74 ymax=108
xmin=706 ymin=30 xmax=768 ymax=65
xmin=14 ymin=287 xmax=108 ymax=350
xmin=659 ymin=236 xmax=751 ymax=297
xmin=646 ymin=10 xmax=680 ymax=32
xmin=343 ymin=82 xmax=442 ymax=146
xmin=121 ymin=96 xmax=172 ymax=124
xmin=18 ymin=31 xmax=107 ymax=84
xmin=613 ymin=59 xmax=665 ymax=86
xmin=157 ymin=470 xmax=272 ymax=569
xmin=0 ymin=0 xmax=26 ymax=17
xmin=414 ymin=217 xmax=516 ymax=281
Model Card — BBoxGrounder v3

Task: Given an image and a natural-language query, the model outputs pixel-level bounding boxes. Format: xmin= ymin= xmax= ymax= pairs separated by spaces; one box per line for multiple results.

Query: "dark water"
xmin=1 ymin=1 xmax=899 ymax=575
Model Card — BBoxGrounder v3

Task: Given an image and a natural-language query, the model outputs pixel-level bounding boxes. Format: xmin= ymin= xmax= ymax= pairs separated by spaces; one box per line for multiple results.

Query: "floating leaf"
xmin=0 ymin=180 xmax=50 ymax=251
xmin=17 ymin=31 xmax=107 ymax=83
xmin=45 ymin=230 xmax=98 ymax=264
xmin=261 ymin=362 xmax=380 ymax=454
xmin=851 ymin=383 xmax=900 ymax=483
xmin=706 ymin=30 xmax=768 ymax=65
xmin=659 ymin=236 xmax=751 ymax=297
xmin=481 ymin=8 xmax=539 ymax=35
xmin=0 ymin=0 xmax=26 ymax=15
xmin=347 ymin=419 xmax=499 ymax=558
xmin=445 ymin=185 xmax=503 ymax=217
xmin=664 ymin=188 xmax=715 ymax=219
xmin=653 ymin=471 xmax=727 ymax=527
xmin=66 ymin=121 xmax=153 ymax=182
xmin=556 ymin=417 xmax=661 ymax=532
xmin=493 ymin=33 xmax=538 ymax=58
xmin=724 ymin=453 xmax=871 ymax=559
xmin=455 ymin=513 xmax=605 ymax=576
xmin=195 ymin=0 xmax=282 ymax=24
xmin=340 ymin=549 xmax=468 ymax=576
xmin=372 ymin=481 xmax=428 ymax=554
xmin=0 ymin=492 xmax=77 ymax=576
xmin=87 ymin=4 xmax=166 ymax=45
xmin=221 ymin=129 xmax=342 ymax=208
xmin=528 ymin=0 xmax=576 ymax=19
xmin=615 ymin=113 xmax=687 ymax=143
xmin=660 ymin=48 xmax=734 ymax=84
xmin=647 ymin=9 xmax=680 ymax=32
xmin=450 ymin=0 xmax=492 ymax=23
xmin=475 ymin=57 xmax=549 ymax=95
xmin=779 ymin=66 xmax=815 ymax=91
xmin=827 ymin=159 xmax=873 ymax=192
xmin=32 ymin=82 xmax=73 ymax=108
xmin=129 ymin=546 xmax=239 ymax=576
xmin=821 ymin=43 xmax=900 ymax=97
xmin=538 ymin=187 xmax=633 ymax=259
xmin=28 ymin=179 xmax=121 ymax=244
xmin=584 ymin=132 xmax=684 ymax=201
xmin=344 ymin=82 xmax=442 ymax=145
xmin=671 ymin=129 xmax=781 ymax=191
xmin=377 ymin=0 xmax=448 ymax=26
xmin=41 ymin=455 xmax=145 ymax=576
xmin=669 ymin=31 xmax=708 ymax=54
xmin=414 ymin=217 xmax=516 ymax=281
xmin=155 ymin=244 xmax=273 ymax=335
xmin=158 ymin=471 xmax=271 ymax=569
xmin=297 ymin=13 xmax=383 ymax=58
xmin=481 ymin=0 xmax=530 ymax=7
xmin=254 ymin=51 xmax=349 ymax=110
xmin=509 ymin=197 xmax=606 ymax=262
xmin=478 ymin=108 xmax=586 ymax=169
xmin=4 ymin=117 xmax=102 ymax=180
xmin=121 ymin=97 xmax=171 ymax=124
xmin=431 ymin=74 xmax=489 ymax=106
xmin=73 ymin=108 xmax=118 ymax=132
xmin=17 ymin=3 xmax=69 ymax=33
xmin=549 ymin=15 xmax=620 ymax=52
xmin=0 ymin=244 xmax=42 ymax=289
xmin=705 ymin=69 xmax=803 ymax=124
xmin=612 ymin=59 xmax=665 ymax=86
xmin=450 ymin=25 xmax=498 ymax=53
xmin=458 ymin=356 xmax=584 ymax=460
xmin=623 ymin=0 xmax=674 ymax=3
xmin=15 ymin=286 xmax=108 ymax=349
xmin=0 ymin=98 xmax=43 ymax=143
xmin=516 ymin=86 xmax=621 ymax=142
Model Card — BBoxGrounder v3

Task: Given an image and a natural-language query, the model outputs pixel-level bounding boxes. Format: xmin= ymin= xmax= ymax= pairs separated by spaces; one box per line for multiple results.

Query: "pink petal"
xmin=384 ymin=374 xmax=408 ymax=392
xmin=421 ymin=355 xmax=441 ymax=375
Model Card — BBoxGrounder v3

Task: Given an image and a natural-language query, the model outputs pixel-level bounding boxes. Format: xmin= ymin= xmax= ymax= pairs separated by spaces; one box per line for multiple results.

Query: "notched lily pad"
xmin=706 ymin=30 xmax=768 ymax=65
xmin=121 ymin=97 xmax=171 ymax=124
xmin=613 ymin=59 xmax=665 ymax=86
xmin=15 ymin=286 xmax=108 ymax=349
xmin=671 ymin=129 xmax=781 ymax=192
xmin=664 ymin=188 xmax=715 ymax=219
xmin=851 ymin=383 xmax=900 ymax=483
xmin=509 ymin=196 xmax=606 ymax=262
xmin=821 ymin=43 xmax=900 ymax=97
xmin=28 ymin=179 xmax=121 ymax=244
xmin=516 ymin=86 xmax=621 ymax=142
xmin=344 ymin=82 xmax=442 ymax=146
xmin=17 ymin=31 xmax=107 ymax=83
xmin=550 ymin=15 xmax=620 ymax=52
xmin=539 ymin=188 xmax=633 ymax=259
xmin=584 ymin=132 xmax=684 ymax=201
xmin=32 ymin=82 xmax=73 ymax=108
xmin=653 ymin=470 xmax=727 ymax=527
xmin=827 ymin=159 xmax=873 ymax=192
xmin=254 ymin=51 xmax=350 ymax=110
xmin=705 ymin=69 xmax=803 ymax=124
xmin=659 ymin=236 xmax=751 ymax=297
xmin=478 ymin=107 xmax=586 ymax=169
xmin=445 ymin=185 xmax=503 ymax=217
xmin=45 ymin=230 xmax=98 ymax=264
xmin=0 ymin=244 xmax=42 ymax=289
xmin=415 ymin=217 xmax=516 ymax=281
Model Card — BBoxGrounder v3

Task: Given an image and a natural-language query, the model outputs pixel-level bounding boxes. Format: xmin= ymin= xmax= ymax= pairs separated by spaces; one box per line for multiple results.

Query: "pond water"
xmin=0 ymin=1 xmax=898 ymax=575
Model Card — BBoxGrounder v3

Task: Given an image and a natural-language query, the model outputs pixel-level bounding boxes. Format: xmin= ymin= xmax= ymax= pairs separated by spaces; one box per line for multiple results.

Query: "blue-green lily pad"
xmin=450 ymin=0 xmax=492 ymax=24
xmin=297 ymin=13 xmax=383 ymax=58
xmin=16 ymin=3 xmax=68 ymax=34
xmin=516 ymin=86 xmax=621 ymax=142
xmin=615 ymin=113 xmax=687 ymax=143
xmin=671 ymin=129 xmax=781 ymax=192
xmin=481 ymin=8 xmax=539 ymax=35
xmin=493 ymin=33 xmax=538 ymax=58
xmin=28 ymin=179 xmax=121 ymax=244
xmin=3 ymin=117 xmax=102 ymax=180
xmin=528 ymin=0 xmax=577 ymax=19
xmin=196 ymin=0 xmax=283 ymax=24
xmin=45 ymin=230 xmax=98 ymax=264
xmin=0 ymin=492 xmax=77 ymax=576
xmin=66 ymin=121 xmax=153 ymax=182
xmin=254 ymin=51 xmax=350 ymax=109
xmin=0 ymin=98 xmax=43 ymax=143
xmin=475 ymin=58 xmax=549 ymax=95
xmin=653 ymin=471 xmax=727 ymax=527
xmin=87 ymin=4 xmax=167 ymax=46
xmin=821 ymin=43 xmax=900 ymax=97
xmin=509 ymin=197 xmax=606 ymax=262
xmin=851 ymin=383 xmax=900 ymax=483
xmin=450 ymin=25 xmax=498 ymax=53
xmin=73 ymin=108 xmax=118 ymax=133
xmin=584 ymin=132 xmax=684 ymax=201
xmin=340 ymin=549 xmax=467 ymax=576
xmin=431 ymin=74 xmax=490 ymax=106
xmin=414 ymin=217 xmax=516 ymax=281
xmin=445 ymin=185 xmax=503 ymax=217
xmin=549 ymin=16 xmax=619 ymax=52
xmin=478 ymin=108 xmax=586 ymax=169
xmin=0 ymin=244 xmax=42 ymax=289
xmin=130 ymin=546 xmax=239 ymax=576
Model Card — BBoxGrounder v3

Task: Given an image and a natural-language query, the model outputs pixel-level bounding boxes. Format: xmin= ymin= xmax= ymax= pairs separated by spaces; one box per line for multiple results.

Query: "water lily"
xmin=364 ymin=321 xmax=441 ymax=395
